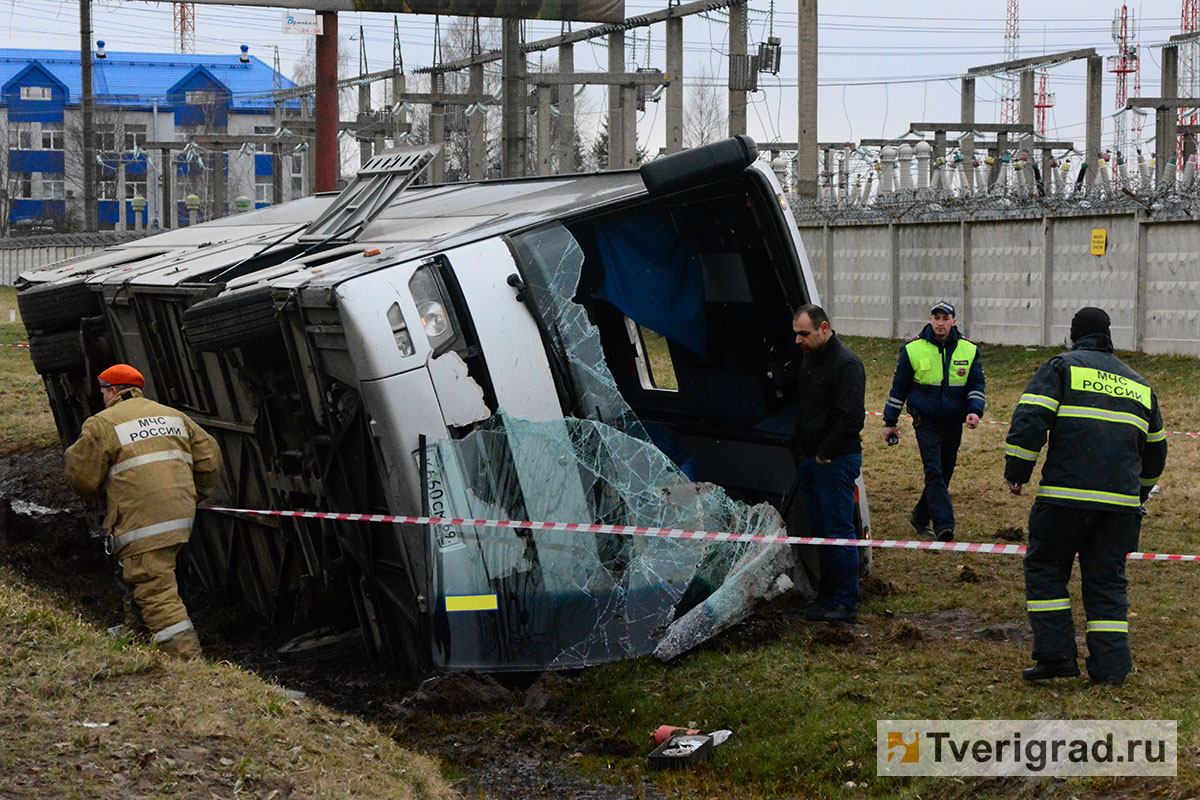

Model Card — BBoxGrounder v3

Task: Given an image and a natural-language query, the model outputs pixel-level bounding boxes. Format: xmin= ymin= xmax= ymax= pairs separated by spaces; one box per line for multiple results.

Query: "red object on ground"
xmin=652 ymin=725 xmax=700 ymax=745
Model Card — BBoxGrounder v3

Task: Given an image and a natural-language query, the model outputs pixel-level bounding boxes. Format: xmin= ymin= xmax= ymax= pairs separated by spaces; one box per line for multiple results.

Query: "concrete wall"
xmin=798 ymin=211 xmax=1200 ymax=356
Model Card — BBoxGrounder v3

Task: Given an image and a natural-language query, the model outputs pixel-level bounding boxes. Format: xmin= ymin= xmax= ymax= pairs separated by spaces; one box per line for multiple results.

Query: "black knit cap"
xmin=1070 ymin=307 xmax=1110 ymax=341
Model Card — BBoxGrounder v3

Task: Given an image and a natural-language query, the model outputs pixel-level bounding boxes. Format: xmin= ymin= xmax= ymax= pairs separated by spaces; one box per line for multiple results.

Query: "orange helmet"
xmin=97 ymin=364 xmax=145 ymax=389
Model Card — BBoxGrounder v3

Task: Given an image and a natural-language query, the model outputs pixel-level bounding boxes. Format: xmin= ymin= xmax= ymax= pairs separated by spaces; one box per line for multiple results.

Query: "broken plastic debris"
xmin=653 ymin=540 xmax=796 ymax=662
xmin=648 ymin=733 xmax=714 ymax=769
xmin=711 ymin=729 xmax=732 ymax=747
xmin=75 ymin=722 xmax=111 ymax=728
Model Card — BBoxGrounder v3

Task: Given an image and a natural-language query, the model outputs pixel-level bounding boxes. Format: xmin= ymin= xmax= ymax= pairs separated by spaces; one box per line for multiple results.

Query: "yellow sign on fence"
xmin=1091 ymin=228 xmax=1108 ymax=256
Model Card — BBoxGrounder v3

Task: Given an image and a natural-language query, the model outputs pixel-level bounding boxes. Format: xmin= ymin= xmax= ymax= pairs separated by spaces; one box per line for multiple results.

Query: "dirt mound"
xmin=0 ymin=447 xmax=83 ymax=513
xmin=402 ymin=670 xmax=513 ymax=714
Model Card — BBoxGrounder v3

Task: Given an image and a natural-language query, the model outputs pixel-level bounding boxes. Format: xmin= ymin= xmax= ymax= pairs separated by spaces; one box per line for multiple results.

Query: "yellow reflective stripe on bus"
xmin=444 ymin=594 xmax=499 ymax=612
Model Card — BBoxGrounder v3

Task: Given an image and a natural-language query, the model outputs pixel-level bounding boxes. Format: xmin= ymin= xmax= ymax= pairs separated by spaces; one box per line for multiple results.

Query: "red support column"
xmin=315 ymin=11 xmax=338 ymax=193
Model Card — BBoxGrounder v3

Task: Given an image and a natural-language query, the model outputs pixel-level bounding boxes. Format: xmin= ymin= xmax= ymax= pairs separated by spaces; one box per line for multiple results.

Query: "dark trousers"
xmin=794 ymin=453 xmax=861 ymax=610
xmin=1024 ymin=502 xmax=1141 ymax=681
xmin=911 ymin=415 xmax=962 ymax=533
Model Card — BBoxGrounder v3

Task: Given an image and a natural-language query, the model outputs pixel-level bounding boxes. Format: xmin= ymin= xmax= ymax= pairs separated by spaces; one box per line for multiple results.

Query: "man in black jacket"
xmin=1005 ymin=307 xmax=1167 ymax=686
xmin=790 ymin=304 xmax=866 ymax=624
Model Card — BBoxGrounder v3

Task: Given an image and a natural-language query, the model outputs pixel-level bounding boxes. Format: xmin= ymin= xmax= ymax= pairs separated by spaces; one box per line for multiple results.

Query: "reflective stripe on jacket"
xmin=65 ymin=390 xmax=222 ymax=556
xmin=1003 ymin=333 xmax=1167 ymax=513
xmin=883 ymin=324 xmax=985 ymax=425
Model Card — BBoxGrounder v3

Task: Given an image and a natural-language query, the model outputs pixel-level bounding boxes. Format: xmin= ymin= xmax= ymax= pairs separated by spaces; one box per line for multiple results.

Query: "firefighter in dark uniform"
xmin=1004 ymin=308 xmax=1166 ymax=686
xmin=882 ymin=301 xmax=985 ymax=542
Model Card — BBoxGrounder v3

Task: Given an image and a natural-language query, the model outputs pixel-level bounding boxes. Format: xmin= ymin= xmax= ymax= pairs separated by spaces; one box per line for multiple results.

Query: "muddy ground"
xmin=0 ymin=447 xmax=1024 ymax=799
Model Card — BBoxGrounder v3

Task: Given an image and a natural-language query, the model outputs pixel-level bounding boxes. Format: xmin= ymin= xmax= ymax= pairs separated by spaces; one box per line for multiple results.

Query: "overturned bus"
xmin=19 ymin=137 xmax=869 ymax=680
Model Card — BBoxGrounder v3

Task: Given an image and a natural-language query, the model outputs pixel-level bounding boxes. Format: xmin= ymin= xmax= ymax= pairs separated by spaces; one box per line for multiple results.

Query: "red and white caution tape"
xmin=200 ymin=505 xmax=1200 ymax=562
xmin=1 ymin=343 xmax=29 ymax=348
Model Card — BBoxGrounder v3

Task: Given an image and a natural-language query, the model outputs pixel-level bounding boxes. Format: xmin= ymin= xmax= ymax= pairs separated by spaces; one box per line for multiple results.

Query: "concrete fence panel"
xmin=1050 ymin=215 xmax=1138 ymax=351
xmin=821 ymin=224 xmax=893 ymax=338
xmin=896 ymin=222 xmax=964 ymax=338
xmin=964 ymin=219 xmax=1043 ymax=346
xmin=1142 ymin=220 xmax=1200 ymax=356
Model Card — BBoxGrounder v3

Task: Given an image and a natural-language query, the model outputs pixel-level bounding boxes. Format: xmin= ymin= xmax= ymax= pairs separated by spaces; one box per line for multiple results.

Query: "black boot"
xmin=1022 ymin=659 xmax=1080 ymax=681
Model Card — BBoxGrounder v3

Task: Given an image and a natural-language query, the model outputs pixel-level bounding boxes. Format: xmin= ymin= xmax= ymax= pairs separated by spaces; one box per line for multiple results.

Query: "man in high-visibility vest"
xmin=882 ymin=301 xmax=985 ymax=542
xmin=65 ymin=364 xmax=222 ymax=659
xmin=1005 ymin=307 xmax=1166 ymax=686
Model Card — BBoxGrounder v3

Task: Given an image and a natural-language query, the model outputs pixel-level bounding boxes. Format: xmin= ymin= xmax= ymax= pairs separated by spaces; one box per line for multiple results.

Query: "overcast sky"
xmin=0 ymin=1 xmax=1192 ymax=160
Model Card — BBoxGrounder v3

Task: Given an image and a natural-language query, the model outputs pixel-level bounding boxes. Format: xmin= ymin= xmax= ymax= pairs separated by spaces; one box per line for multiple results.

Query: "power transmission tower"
xmin=174 ymin=3 xmax=195 ymax=54
xmin=1001 ymin=0 xmax=1020 ymax=124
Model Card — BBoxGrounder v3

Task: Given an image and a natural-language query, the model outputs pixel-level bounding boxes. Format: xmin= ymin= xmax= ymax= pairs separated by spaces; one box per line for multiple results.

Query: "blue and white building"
xmin=0 ymin=46 xmax=303 ymax=232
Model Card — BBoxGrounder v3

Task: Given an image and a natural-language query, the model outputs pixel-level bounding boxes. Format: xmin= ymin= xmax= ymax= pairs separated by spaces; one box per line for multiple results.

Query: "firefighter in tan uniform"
xmin=65 ymin=364 xmax=221 ymax=659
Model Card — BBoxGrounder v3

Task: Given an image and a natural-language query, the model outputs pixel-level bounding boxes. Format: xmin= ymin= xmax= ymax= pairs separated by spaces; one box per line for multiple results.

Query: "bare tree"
xmin=683 ymin=67 xmax=726 ymax=149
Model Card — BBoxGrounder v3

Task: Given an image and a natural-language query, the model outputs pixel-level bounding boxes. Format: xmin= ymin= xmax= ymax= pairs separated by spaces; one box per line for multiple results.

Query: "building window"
xmin=255 ymin=174 xmax=273 ymax=205
xmin=98 ymin=179 xmax=117 ymax=200
xmin=19 ymin=86 xmax=53 ymax=101
xmin=291 ymin=153 xmax=304 ymax=197
xmin=94 ymin=125 xmax=117 ymax=152
xmin=11 ymin=173 xmax=32 ymax=199
xmin=9 ymin=127 xmax=34 ymax=150
xmin=124 ymin=125 xmax=147 ymax=152
xmin=254 ymin=125 xmax=275 ymax=153
xmin=125 ymin=179 xmax=148 ymax=200
xmin=185 ymin=90 xmax=221 ymax=105
xmin=42 ymin=178 xmax=65 ymax=200
xmin=41 ymin=123 xmax=63 ymax=151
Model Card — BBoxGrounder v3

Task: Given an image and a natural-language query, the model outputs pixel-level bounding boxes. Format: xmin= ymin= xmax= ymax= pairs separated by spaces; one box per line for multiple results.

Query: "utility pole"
xmin=315 ymin=11 xmax=339 ymax=192
xmin=501 ymin=19 xmax=526 ymax=176
xmin=665 ymin=14 xmax=683 ymax=154
xmin=359 ymin=29 xmax=373 ymax=169
xmin=796 ymin=0 xmax=818 ymax=198
xmin=728 ymin=0 xmax=747 ymax=137
xmin=80 ymin=0 xmax=97 ymax=232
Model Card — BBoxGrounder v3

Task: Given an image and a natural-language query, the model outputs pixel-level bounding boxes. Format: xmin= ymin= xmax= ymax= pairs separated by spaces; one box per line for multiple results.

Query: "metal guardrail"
xmin=0 ymin=232 xmax=143 ymax=286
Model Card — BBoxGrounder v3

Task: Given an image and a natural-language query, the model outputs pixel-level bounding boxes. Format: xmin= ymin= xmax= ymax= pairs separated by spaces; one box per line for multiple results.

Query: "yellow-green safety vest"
xmin=905 ymin=338 xmax=978 ymax=386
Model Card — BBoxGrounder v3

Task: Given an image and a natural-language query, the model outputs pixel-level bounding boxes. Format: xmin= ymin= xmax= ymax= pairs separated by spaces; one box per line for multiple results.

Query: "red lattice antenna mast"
xmin=1110 ymin=5 xmax=1138 ymax=155
xmin=1034 ymin=69 xmax=1054 ymax=135
xmin=1181 ymin=0 xmax=1199 ymax=156
xmin=1001 ymin=0 xmax=1020 ymax=124
xmin=174 ymin=3 xmax=195 ymax=55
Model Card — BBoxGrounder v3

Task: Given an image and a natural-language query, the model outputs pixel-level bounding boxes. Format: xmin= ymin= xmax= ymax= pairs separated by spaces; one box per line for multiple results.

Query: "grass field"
xmin=0 ymin=285 xmax=59 ymax=450
xmin=0 ymin=567 xmax=453 ymax=799
xmin=3 ymin=295 xmax=1199 ymax=797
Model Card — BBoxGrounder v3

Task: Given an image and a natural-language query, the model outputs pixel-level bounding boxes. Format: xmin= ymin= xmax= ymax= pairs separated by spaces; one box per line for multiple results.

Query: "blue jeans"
xmin=794 ymin=453 xmax=862 ymax=610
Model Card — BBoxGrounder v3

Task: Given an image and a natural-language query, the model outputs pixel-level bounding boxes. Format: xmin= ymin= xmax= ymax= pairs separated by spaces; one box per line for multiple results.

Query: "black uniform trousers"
xmin=911 ymin=414 xmax=962 ymax=533
xmin=1023 ymin=502 xmax=1141 ymax=682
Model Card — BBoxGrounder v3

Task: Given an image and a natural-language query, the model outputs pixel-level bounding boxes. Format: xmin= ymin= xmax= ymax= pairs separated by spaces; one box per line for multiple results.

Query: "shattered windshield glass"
xmin=425 ymin=222 xmax=797 ymax=671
